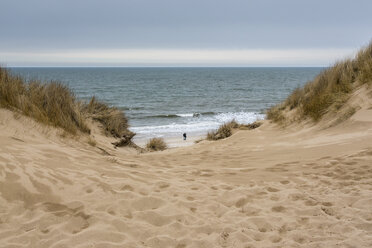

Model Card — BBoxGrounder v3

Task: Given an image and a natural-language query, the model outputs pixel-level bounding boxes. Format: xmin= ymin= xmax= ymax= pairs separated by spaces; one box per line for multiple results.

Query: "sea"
xmin=10 ymin=67 xmax=323 ymax=146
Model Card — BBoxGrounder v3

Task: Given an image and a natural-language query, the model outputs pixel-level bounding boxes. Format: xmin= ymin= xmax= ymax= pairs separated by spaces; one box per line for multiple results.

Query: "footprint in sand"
xmin=304 ymin=199 xmax=318 ymax=206
xmin=270 ymin=195 xmax=280 ymax=201
xmin=272 ymin=205 xmax=286 ymax=212
xmin=186 ymin=196 xmax=195 ymax=201
xmin=66 ymin=214 xmax=90 ymax=234
xmin=321 ymin=206 xmax=335 ymax=216
xmin=319 ymin=156 xmax=332 ymax=160
xmin=289 ymin=193 xmax=305 ymax=201
xmin=270 ymin=235 xmax=282 ymax=243
xmin=120 ymin=185 xmax=134 ymax=191
xmin=345 ymin=161 xmax=357 ymax=165
xmin=240 ymin=168 xmax=256 ymax=173
xmin=265 ymin=167 xmax=288 ymax=172
xmin=131 ymin=197 xmax=165 ymax=211
xmin=250 ymin=218 xmax=274 ymax=233
xmin=241 ymin=206 xmax=261 ymax=216
xmin=235 ymin=198 xmax=247 ymax=208
xmin=292 ymin=234 xmax=307 ymax=244
xmin=321 ymin=202 xmax=333 ymax=207
xmin=222 ymin=185 xmax=234 ymax=190
xmin=136 ymin=211 xmax=173 ymax=227
xmin=267 ymin=187 xmax=280 ymax=192
xmin=190 ymin=207 xmax=197 ymax=212
xmin=156 ymin=182 xmax=170 ymax=189
xmin=107 ymin=209 xmax=116 ymax=215
xmin=124 ymin=210 xmax=133 ymax=219
xmin=42 ymin=202 xmax=91 ymax=234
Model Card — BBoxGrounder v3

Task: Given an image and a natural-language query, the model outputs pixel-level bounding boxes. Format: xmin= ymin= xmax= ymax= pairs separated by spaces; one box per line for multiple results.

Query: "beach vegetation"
xmin=146 ymin=137 xmax=167 ymax=151
xmin=207 ymin=120 xmax=262 ymax=141
xmin=267 ymin=41 xmax=372 ymax=122
xmin=0 ymin=67 xmax=133 ymax=143
xmin=206 ymin=120 xmax=239 ymax=140
xmin=238 ymin=121 xmax=263 ymax=130
xmin=81 ymin=96 xmax=133 ymax=138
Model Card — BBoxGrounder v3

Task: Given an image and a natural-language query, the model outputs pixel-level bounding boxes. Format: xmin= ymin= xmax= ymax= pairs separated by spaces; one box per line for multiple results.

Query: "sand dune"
xmin=1 ymin=93 xmax=372 ymax=248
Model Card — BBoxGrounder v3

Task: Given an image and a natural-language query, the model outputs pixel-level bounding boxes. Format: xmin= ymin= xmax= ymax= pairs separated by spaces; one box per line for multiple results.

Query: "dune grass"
xmin=267 ymin=41 xmax=372 ymax=122
xmin=0 ymin=67 xmax=133 ymax=141
xmin=0 ymin=67 xmax=89 ymax=134
xmin=81 ymin=96 xmax=133 ymax=138
xmin=206 ymin=120 xmax=262 ymax=141
xmin=207 ymin=120 xmax=239 ymax=140
xmin=146 ymin=137 xmax=167 ymax=151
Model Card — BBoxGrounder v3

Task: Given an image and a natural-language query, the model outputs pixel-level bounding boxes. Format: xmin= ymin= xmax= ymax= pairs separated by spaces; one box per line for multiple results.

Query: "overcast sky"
xmin=1 ymin=0 xmax=371 ymax=66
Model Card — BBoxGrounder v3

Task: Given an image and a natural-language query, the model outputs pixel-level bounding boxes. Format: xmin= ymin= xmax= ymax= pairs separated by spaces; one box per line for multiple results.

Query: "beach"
xmin=9 ymin=67 xmax=320 ymax=145
xmin=2 ymin=0 xmax=372 ymax=247
xmin=133 ymin=134 xmax=203 ymax=148
xmin=1 ymin=90 xmax=372 ymax=247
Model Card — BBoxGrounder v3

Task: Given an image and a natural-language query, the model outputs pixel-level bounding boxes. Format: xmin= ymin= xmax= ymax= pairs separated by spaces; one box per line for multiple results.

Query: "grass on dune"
xmin=207 ymin=120 xmax=262 ymax=140
xmin=207 ymin=120 xmax=239 ymax=140
xmin=267 ymin=41 xmax=372 ymax=122
xmin=81 ymin=96 xmax=133 ymax=138
xmin=0 ymin=67 xmax=89 ymax=134
xmin=146 ymin=137 xmax=167 ymax=151
xmin=0 ymin=67 xmax=133 ymax=141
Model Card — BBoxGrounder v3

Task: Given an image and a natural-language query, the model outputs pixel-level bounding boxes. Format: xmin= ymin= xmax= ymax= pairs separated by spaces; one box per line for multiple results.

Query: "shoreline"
xmin=132 ymin=132 xmax=205 ymax=148
xmin=129 ymin=114 xmax=265 ymax=148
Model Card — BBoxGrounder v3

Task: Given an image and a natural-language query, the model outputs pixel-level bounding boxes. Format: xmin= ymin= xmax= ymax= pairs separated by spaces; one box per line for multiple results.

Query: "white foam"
xmin=176 ymin=113 xmax=194 ymax=117
xmin=130 ymin=112 xmax=265 ymax=137
xmin=214 ymin=112 xmax=264 ymax=124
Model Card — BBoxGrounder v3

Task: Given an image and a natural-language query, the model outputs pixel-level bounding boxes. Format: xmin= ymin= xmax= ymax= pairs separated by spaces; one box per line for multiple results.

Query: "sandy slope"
xmin=1 ymin=97 xmax=372 ymax=248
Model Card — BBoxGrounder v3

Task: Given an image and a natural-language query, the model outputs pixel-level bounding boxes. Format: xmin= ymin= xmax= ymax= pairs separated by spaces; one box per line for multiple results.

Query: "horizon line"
xmin=0 ymin=48 xmax=355 ymax=68
xmin=7 ymin=65 xmax=327 ymax=68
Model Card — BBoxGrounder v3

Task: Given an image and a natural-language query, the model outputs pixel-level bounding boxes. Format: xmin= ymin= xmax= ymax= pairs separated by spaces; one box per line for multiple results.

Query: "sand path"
xmin=1 ymin=108 xmax=372 ymax=247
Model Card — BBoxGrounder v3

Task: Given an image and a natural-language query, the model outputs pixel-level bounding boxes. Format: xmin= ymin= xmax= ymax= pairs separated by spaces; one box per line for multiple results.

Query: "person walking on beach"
xmin=183 ymin=133 xmax=187 ymax=141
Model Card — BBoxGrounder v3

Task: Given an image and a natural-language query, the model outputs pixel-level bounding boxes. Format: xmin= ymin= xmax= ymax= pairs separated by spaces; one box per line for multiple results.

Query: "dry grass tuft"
xmin=0 ymin=67 xmax=89 ymax=134
xmin=266 ymin=105 xmax=286 ymax=123
xmin=267 ymin=41 xmax=372 ymax=123
xmin=146 ymin=137 xmax=167 ymax=151
xmin=238 ymin=121 xmax=263 ymax=130
xmin=207 ymin=120 xmax=262 ymax=141
xmin=207 ymin=120 xmax=239 ymax=140
xmin=0 ymin=67 xmax=133 ymax=144
xmin=81 ymin=96 xmax=133 ymax=138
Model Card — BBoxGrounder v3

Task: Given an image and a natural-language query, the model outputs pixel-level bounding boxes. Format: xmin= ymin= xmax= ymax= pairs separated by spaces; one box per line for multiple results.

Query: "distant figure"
xmin=183 ymin=133 xmax=187 ymax=140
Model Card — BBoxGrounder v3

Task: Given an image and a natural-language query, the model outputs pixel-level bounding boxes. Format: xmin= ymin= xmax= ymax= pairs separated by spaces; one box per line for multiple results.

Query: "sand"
xmin=133 ymin=134 xmax=203 ymax=149
xmin=1 ymin=97 xmax=372 ymax=248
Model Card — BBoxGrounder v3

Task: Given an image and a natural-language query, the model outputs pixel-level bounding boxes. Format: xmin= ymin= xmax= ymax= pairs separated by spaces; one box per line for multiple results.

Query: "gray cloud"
xmin=1 ymin=0 xmax=371 ymax=65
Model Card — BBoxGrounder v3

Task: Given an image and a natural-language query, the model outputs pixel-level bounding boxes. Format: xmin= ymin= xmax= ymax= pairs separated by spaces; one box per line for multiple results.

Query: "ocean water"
xmin=10 ymin=67 xmax=323 ymax=144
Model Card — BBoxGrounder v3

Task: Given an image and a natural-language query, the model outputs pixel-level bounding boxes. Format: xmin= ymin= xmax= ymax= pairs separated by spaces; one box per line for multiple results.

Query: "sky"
xmin=1 ymin=0 xmax=371 ymax=67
